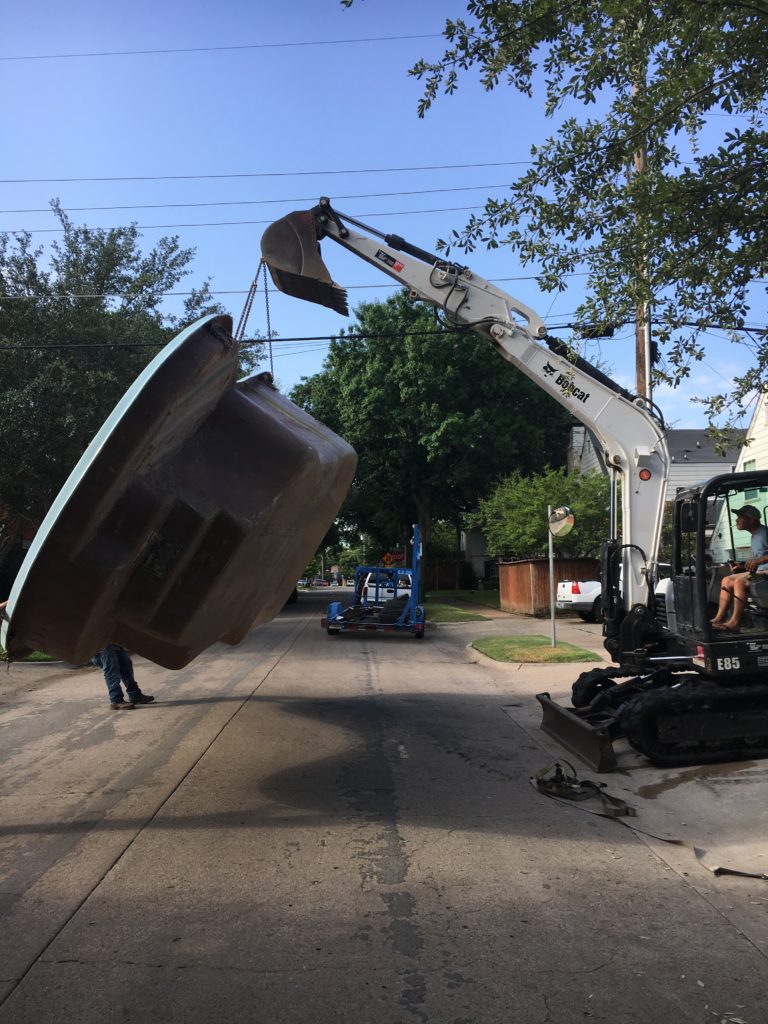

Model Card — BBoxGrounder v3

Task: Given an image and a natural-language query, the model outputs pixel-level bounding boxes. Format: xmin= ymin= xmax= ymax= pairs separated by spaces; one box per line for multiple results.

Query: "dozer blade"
xmin=536 ymin=692 xmax=618 ymax=773
xmin=261 ymin=210 xmax=349 ymax=315
xmin=1 ymin=314 xmax=357 ymax=670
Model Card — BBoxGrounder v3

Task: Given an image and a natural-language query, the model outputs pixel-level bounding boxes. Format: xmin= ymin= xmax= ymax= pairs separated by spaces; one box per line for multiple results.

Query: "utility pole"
xmin=632 ymin=79 xmax=652 ymax=404
xmin=636 ymin=301 xmax=652 ymax=403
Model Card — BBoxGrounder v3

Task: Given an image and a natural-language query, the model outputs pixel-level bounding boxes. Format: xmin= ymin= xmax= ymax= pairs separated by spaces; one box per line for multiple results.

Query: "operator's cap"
xmin=733 ymin=504 xmax=762 ymax=520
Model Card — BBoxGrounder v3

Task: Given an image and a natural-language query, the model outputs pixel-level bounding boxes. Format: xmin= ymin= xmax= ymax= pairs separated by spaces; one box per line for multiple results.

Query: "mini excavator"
xmin=259 ymin=198 xmax=768 ymax=770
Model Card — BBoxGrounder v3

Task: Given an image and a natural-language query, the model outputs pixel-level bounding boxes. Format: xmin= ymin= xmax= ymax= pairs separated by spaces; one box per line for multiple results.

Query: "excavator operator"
xmin=710 ymin=505 xmax=768 ymax=632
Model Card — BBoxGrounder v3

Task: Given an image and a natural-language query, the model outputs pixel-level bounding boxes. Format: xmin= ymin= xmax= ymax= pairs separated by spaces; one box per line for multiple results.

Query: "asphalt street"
xmin=1 ymin=588 xmax=767 ymax=1023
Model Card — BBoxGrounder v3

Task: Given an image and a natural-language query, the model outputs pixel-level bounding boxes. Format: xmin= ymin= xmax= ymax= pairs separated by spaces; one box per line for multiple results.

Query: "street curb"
xmin=3 ymin=660 xmax=63 ymax=667
xmin=2 ymin=659 xmax=84 ymax=668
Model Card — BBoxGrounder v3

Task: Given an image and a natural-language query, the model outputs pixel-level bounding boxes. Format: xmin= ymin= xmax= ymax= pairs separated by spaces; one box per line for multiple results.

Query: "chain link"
xmin=261 ymin=260 xmax=274 ymax=376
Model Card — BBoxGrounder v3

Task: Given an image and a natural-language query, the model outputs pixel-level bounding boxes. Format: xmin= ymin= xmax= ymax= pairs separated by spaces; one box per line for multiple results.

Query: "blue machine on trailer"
xmin=322 ymin=525 xmax=425 ymax=638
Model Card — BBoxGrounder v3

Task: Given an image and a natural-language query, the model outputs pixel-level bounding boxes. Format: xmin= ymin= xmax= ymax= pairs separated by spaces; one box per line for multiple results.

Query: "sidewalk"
xmin=428 ymin=609 xmax=768 ymax=961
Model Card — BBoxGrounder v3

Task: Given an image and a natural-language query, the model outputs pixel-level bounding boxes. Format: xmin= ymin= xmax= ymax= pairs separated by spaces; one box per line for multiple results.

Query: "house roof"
xmin=569 ymin=425 xmax=744 ymax=468
xmin=666 ymin=429 xmax=744 ymax=464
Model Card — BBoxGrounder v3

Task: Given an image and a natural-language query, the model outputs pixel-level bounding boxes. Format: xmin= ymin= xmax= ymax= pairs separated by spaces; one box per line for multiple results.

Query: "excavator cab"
xmin=670 ymin=472 xmax=768 ymax=654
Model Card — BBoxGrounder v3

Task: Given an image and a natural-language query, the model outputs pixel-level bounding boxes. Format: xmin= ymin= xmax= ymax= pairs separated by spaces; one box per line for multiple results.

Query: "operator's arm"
xmin=745 ymin=526 xmax=768 ymax=573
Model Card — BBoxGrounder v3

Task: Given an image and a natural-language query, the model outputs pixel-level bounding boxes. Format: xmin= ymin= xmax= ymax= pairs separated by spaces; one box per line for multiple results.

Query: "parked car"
xmin=364 ymin=570 xmax=413 ymax=602
xmin=556 ymin=578 xmax=602 ymax=622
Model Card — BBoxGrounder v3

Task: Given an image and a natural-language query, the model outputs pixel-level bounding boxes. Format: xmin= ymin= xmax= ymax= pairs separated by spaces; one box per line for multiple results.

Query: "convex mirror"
xmin=548 ymin=506 xmax=575 ymax=538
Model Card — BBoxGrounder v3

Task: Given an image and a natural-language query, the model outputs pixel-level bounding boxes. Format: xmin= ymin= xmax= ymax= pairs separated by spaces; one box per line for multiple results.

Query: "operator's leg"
xmin=723 ymin=575 xmax=750 ymax=629
xmin=711 ymin=575 xmax=736 ymax=625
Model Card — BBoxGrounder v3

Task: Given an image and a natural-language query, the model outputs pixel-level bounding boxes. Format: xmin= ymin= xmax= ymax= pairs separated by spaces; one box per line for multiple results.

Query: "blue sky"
xmin=2 ymin=0 xmax=763 ymax=429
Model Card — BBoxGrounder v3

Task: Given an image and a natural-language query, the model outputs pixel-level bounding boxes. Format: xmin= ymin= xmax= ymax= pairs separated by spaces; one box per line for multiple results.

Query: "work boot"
xmin=110 ymin=699 xmax=136 ymax=710
xmin=131 ymin=693 xmax=155 ymax=705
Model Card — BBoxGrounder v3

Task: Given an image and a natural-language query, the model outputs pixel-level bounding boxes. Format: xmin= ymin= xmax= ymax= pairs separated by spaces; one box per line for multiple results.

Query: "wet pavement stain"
xmin=399 ymin=972 xmax=428 ymax=1022
xmin=637 ymin=760 xmax=758 ymax=798
xmin=340 ymin=649 xmax=428 ymax=1019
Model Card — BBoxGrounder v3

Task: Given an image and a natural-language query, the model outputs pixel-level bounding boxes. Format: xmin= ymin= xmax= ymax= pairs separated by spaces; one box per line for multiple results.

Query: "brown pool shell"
xmin=2 ymin=314 xmax=357 ymax=669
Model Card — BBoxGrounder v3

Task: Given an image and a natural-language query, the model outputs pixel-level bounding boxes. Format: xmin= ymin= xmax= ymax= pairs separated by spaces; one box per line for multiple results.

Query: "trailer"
xmin=321 ymin=526 xmax=425 ymax=638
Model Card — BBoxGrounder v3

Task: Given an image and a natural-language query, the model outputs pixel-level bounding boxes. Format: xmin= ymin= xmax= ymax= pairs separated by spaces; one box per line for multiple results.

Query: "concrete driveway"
xmin=1 ymin=592 xmax=767 ymax=1023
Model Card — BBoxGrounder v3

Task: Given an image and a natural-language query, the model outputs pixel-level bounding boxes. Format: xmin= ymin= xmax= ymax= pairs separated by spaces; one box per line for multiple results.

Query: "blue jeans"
xmin=91 ymin=645 xmax=140 ymax=703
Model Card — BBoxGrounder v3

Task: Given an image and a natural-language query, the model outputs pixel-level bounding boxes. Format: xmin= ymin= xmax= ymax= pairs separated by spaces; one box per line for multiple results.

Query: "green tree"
xmin=0 ymin=203 xmax=259 ymax=535
xmin=475 ymin=468 xmax=611 ymax=558
xmin=337 ymin=546 xmax=363 ymax=580
xmin=344 ymin=0 xmax=768 ymax=422
xmin=291 ymin=290 xmax=573 ymax=548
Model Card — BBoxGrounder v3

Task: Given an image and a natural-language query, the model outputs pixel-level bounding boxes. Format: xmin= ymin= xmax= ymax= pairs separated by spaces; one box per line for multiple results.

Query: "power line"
xmin=0 ymin=273 xmax=590 ymax=302
xmin=0 ymin=184 xmax=512 ymax=216
xmin=0 ymin=328 xmax=556 ymax=352
xmin=0 ymin=161 xmax=531 ymax=185
xmin=5 ymin=272 xmax=767 ymax=303
xmin=2 ymin=204 xmax=495 ymax=234
xmin=2 ymin=321 xmax=766 ymax=353
xmin=0 ymin=33 xmax=442 ymax=63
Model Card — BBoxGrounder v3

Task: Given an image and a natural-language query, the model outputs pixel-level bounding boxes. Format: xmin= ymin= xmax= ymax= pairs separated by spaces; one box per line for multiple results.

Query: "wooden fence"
xmin=499 ymin=557 xmax=599 ymax=616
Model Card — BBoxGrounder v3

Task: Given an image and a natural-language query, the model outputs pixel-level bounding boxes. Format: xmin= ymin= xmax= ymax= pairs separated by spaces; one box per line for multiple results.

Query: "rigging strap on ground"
xmin=531 ymin=760 xmax=636 ymax=818
xmin=530 ymin=762 xmax=768 ymax=881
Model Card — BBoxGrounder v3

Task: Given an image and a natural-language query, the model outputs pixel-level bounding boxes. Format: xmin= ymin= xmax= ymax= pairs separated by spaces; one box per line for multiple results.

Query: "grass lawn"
xmin=472 ymin=635 xmax=600 ymax=663
xmin=0 ymin=646 xmax=57 ymax=663
xmin=425 ymin=589 xmax=500 ymax=610
xmin=424 ymin=600 xmax=490 ymax=623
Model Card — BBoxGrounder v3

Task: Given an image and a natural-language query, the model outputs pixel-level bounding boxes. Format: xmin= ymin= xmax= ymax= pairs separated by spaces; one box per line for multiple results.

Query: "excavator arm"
xmin=261 ymin=199 xmax=670 ymax=623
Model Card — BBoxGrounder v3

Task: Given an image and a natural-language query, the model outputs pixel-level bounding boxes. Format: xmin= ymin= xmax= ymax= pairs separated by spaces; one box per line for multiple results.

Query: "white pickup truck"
xmin=556 ymin=578 xmax=602 ymax=622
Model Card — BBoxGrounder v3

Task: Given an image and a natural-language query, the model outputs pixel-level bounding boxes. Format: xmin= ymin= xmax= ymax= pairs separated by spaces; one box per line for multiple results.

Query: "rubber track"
xmin=623 ymin=679 xmax=768 ymax=766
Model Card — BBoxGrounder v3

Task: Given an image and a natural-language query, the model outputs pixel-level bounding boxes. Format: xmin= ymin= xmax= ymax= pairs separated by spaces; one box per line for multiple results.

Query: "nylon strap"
xmin=531 ymin=762 xmax=768 ymax=881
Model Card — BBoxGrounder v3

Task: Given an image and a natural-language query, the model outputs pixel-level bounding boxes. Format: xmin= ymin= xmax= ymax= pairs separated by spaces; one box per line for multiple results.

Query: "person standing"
xmin=92 ymin=644 xmax=155 ymax=710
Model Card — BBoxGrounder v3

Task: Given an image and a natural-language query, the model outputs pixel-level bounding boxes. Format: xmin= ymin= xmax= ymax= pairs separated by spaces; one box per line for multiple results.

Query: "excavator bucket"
xmin=261 ymin=210 xmax=349 ymax=315
xmin=1 ymin=314 xmax=357 ymax=670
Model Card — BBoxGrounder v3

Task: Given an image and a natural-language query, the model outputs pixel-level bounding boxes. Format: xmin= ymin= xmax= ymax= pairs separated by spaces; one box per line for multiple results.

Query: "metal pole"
xmin=548 ymin=505 xmax=557 ymax=647
xmin=609 ymin=471 xmax=618 ymax=541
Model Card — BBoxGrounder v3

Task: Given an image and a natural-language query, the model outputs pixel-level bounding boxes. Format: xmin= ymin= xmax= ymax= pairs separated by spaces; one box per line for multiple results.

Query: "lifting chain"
xmin=261 ymin=260 xmax=274 ymax=377
xmin=234 ymin=259 xmax=274 ymax=377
